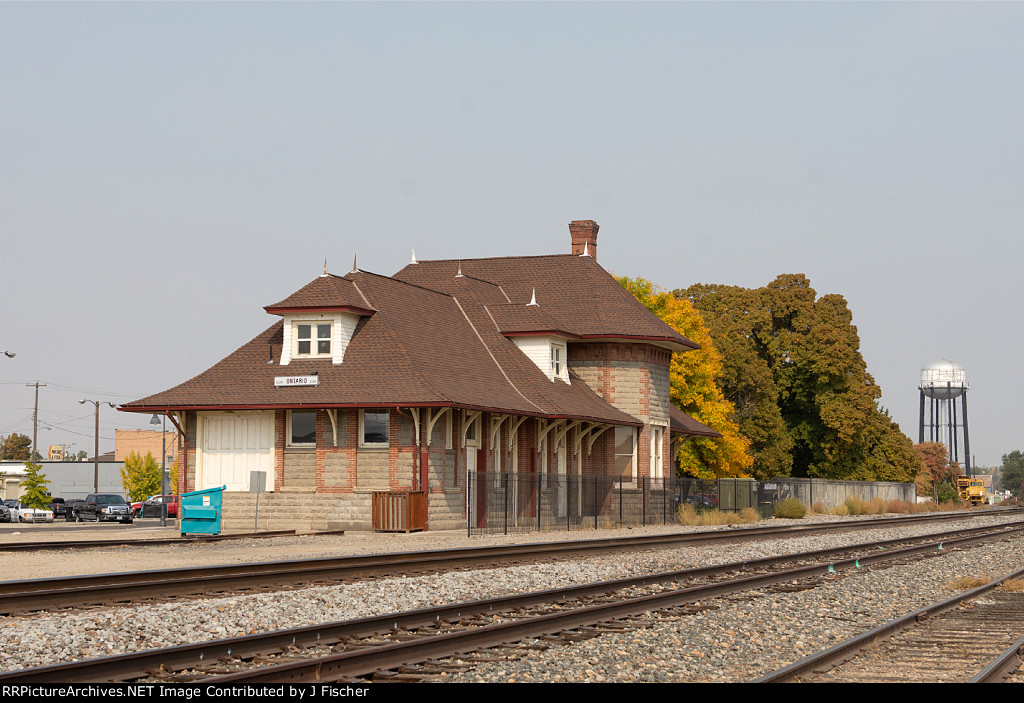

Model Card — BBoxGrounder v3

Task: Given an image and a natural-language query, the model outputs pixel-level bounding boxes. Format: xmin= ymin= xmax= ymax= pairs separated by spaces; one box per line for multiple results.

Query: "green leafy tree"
xmin=120 ymin=451 xmax=162 ymax=502
xmin=1000 ymin=450 xmax=1024 ymax=500
xmin=168 ymin=458 xmax=179 ymax=496
xmin=20 ymin=462 xmax=51 ymax=509
xmin=679 ymin=283 xmax=792 ymax=478
xmin=0 ymin=433 xmax=31 ymax=461
xmin=679 ymin=275 xmax=920 ymax=481
xmin=936 ymin=480 xmax=960 ymax=504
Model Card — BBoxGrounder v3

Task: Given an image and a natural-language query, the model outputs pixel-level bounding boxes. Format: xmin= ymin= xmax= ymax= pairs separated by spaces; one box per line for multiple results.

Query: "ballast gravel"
xmin=1 ymin=513 xmax=1022 ymax=682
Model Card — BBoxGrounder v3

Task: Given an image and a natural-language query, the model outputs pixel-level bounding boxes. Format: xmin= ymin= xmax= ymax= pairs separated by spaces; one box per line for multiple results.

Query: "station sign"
xmin=274 ymin=376 xmax=320 ymax=387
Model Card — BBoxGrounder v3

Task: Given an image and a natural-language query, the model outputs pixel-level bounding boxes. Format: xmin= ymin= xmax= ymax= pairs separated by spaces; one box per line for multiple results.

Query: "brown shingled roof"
xmin=123 ymin=249 xmax=692 ymax=430
xmin=669 ymin=405 xmax=722 ymax=438
xmin=395 ymin=254 xmax=698 ymax=350
xmin=264 ymin=274 xmax=376 ymax=315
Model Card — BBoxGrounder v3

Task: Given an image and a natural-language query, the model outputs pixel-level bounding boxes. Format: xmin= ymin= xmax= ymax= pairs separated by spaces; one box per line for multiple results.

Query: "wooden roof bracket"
xmin=426 ymin=407 xmax=450 ymax=447
xmin=537 ymin=418 xmax=563 ymax=447
xmin=552 ymin=420 xmax=580 ymax=450
xmin=574 ymin=422 xmax=601 ymax=456
xmin=489 ymin=414 xmax=509 ymax=450
xmin=461 ymin=409 xmax=482 ymax=448
xmin=409 ymin=408 xmax=421 ymax=446
xmin=586 ymin=424 xmax=613 ymax=456
xmin=508 ymin=415 xmax=528 ymax=451
xmin=167 ymin=411 xmax=186 ymax=438
xmin=326 ymin=409 xmax=339 ymax=446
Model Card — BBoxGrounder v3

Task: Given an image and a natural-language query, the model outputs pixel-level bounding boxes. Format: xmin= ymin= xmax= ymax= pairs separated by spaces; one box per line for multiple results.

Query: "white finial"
xmin=321 ymin=258 xmax=328 ymax=276
xmin=527 ymin=288 xmax=538 ymax=306
xmin=456 ymin=261 xmax=464 ymax=278
xmin=411 ymin=248 xmax=418 ymax=265
xmin=580 ymin=241 xmax=590 ymax=257
xmin=351 ymin=255 xmax=359 ymax=274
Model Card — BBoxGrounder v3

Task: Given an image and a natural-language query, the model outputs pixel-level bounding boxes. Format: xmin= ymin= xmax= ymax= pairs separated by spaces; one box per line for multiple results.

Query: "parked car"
xmin=0 ymin=503 xmax=11 ymax=523
xmin=48 ymin=497 xmax=69 ymax=520
xmin=69 ymin=494 xmax=134 ymax=523
xmin=131 ymin=494 xmax=178 ymax=518
xmin=685 ymin=495 xmax=716 ymax=509
xmin=10 ymin=503 xmax=54 ymax=523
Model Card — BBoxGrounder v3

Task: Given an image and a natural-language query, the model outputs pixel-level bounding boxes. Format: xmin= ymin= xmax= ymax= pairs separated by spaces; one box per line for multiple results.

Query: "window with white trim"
xmin=294 ymin=322 xmax=332 ymax=358
xmin=614 ymin=426 xmax=636 ymax=483
xmin=551 ymin=343 xmax=564 ymax=378
xmin=650 ymin=425 xmax=665 ymax=481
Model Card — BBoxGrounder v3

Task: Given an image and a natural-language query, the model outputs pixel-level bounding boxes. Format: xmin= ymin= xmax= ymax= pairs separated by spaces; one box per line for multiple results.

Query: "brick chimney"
xmin=569 ymin=220 xmax=599 ymax=259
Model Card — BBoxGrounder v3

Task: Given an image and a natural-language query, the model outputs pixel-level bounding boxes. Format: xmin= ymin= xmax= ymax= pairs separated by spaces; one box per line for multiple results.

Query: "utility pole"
xmin=80 ymin=399 xmax=115 ymax=493
xmin=26 ymin=381 xmax=46 ymax=462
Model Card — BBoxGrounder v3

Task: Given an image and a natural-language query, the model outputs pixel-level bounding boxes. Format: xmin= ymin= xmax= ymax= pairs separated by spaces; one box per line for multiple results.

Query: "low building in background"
xmin=114 ymin=429 xmax=178 ymax=466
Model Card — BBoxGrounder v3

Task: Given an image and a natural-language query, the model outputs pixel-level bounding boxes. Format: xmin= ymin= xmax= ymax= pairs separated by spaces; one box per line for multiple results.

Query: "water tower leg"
xmin=962 ymin=391 xmax=971 ymax=476
xmin=919 ymin=390 xmax=925 ymax=444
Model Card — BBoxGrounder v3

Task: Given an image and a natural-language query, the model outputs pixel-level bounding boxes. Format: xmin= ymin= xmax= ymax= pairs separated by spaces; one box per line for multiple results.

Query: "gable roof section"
xmin=122 ymin=269 xmax=641 ymax=426
xmin=264 ymin=274 xmax=376 ymax=316
xmin=395 ymin=254 xmax=698 ymax=351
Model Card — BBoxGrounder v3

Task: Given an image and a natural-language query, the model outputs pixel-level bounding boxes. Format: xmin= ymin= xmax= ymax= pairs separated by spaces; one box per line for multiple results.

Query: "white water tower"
xmin=918 ymin=360 xmax=971 ymax=473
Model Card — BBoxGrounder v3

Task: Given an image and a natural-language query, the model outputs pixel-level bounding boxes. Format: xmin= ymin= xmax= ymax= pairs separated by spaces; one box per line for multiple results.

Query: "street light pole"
xmin=80 ymin=399 xmax=116 ymax=493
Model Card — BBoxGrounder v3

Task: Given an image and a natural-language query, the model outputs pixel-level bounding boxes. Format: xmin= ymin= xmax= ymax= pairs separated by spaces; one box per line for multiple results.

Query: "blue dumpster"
xmin=180 ymin=485 xmax=225 ymax=536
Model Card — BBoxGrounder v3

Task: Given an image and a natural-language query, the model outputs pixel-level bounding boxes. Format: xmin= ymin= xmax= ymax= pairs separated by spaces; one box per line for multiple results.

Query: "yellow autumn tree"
xmin=617 ymin=276 xmax=752 ymax=478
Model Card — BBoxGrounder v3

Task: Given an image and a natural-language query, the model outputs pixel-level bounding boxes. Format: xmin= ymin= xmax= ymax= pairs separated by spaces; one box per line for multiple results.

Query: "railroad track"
xmin=3 ymin=519 xmax=1023 ymax=682
xmin=0 ymin=512 xmax=1019 ymax=615
xmin=756 ymin=565 xmax=1024 ymax=683
xmin=0 ymin=530 xmax=333 ymax=553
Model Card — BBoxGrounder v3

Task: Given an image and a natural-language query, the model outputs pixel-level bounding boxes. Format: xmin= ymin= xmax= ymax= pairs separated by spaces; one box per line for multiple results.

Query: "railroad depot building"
xmin=121 ymin=221 xmax=719 ymax=532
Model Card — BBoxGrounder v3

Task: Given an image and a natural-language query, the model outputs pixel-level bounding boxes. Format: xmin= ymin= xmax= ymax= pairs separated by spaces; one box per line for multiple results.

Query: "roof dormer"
xmin=264 ymin=274 xmax=375 ymax=366
xmin=486 ymin=298 xmax=577 ymax=384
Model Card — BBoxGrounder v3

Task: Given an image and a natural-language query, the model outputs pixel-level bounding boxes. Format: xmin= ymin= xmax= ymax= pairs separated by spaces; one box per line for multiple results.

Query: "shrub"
xmin=1001 ymin=578 xmax=1024 ymax=593
xmin=829 ymin=503 xmax=850 ymax=516
xmin=701 ymin=510 xmax=731 ymax=526
xmin=865 ymin=498 xmax=888 ymax=514
xmin=774 ymin=498 xmax=807 ymax=519
xmin=810 ymin=502 xmax=825 ymax=514
xmin=739 ymin=507 xmax=760 ymax=524
xmin=946 ymin=575 xmax=990 ymax=591
xmin=935 ymin=481 xmax=960 ymax=504
xmin=677 ymin=503 xmax=699 ymax=526
xmin=886 ymin=500 xmax=910 ymax=514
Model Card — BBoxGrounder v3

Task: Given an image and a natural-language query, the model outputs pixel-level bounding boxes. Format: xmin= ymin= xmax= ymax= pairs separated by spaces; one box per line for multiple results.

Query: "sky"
xmin=1 ymin=2 xmax=1021 ymax=469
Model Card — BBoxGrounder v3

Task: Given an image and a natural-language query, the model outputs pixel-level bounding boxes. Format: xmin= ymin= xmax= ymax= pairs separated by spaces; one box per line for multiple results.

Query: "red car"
xmin=131 ymin=495 xmax=179 ymax=518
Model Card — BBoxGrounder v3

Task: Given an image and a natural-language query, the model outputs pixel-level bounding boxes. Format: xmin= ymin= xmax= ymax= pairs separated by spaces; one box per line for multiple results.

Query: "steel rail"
xmin=971 ymin=633 xmax=1024 ymax=683
xmin=0 ymin=515 xmax=1021 ymax=615
xmin=5 ymin=520 xmax=1022 ymax=683
xmin=755 ymin=564 xmax=1024 ymax=683
xmin=0 ymin=530 xmax=326 ymax=553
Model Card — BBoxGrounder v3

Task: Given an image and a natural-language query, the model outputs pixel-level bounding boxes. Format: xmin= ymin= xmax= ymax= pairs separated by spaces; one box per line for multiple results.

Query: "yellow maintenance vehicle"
xmin=956 ymin=477 xmax=987 ymax=506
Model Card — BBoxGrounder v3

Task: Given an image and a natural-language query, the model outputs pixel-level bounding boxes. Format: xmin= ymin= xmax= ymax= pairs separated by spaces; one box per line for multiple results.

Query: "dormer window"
xmin=278 ymin=312 xmax=359 ymax=366
xmin=295 ymin=322 xmax=332 ymax=358
xmin=509 ymin=336 xmax=571 ymax=384
xmin=551 ymin=343 xmax=565 ymax=378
